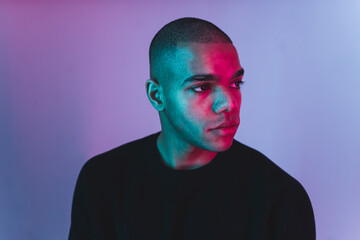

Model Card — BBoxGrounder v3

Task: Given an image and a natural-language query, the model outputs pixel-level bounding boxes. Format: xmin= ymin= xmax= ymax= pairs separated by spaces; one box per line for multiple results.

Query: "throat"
xmin=156 ymin=132 xmax=217 ymax=170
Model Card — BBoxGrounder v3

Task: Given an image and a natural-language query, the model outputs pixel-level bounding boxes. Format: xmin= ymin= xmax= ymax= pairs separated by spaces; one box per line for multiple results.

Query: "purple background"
xmin=1 ymin=0 xmax=359 ymax=239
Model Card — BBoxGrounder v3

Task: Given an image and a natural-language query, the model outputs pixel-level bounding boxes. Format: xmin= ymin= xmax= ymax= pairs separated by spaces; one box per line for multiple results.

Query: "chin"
xmin=207 ymin=136 xmax=234 ymax=152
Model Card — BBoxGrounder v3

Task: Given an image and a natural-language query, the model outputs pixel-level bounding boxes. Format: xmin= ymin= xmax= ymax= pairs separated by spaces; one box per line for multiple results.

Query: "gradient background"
xmin=1 ymin=0 xmax=359 ymax=239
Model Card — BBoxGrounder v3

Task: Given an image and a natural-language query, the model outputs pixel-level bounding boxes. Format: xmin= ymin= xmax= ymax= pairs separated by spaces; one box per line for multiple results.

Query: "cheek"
xmin=237 ymin=91 xmax=242 ymax=108
xmin=168 ymin=93 xmax=212 ymax=125
xmin=166 ymin=93 xmax=190 ymax=122
xmin=186 ymin=95 xmax=214 ymax=120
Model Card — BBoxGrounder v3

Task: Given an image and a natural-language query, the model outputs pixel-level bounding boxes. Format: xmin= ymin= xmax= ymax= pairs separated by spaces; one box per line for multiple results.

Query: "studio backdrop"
xmin=0 ymin=0 xmax=359 ymax=239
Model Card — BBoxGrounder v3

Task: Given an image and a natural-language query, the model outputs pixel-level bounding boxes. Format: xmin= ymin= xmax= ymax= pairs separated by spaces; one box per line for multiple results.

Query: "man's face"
xmin=160 ymin=42 xmax=243 ymax=152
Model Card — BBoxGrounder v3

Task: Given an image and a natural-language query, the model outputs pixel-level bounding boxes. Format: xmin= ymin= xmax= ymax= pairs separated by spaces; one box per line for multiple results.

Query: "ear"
xmin=145 ymin=78 xmax=165 ymax=111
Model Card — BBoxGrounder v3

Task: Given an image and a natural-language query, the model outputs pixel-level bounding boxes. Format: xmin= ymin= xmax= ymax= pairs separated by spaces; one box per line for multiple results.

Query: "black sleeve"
xmin=274 ymin=180 xmax=316 ymax=240
xmin=68 ymin=165 xmax=93 ymax=240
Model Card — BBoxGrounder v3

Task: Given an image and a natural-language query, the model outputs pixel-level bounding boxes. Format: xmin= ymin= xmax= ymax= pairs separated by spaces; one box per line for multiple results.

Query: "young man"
xmin=69 ymin=17 xmax=316 ymax=239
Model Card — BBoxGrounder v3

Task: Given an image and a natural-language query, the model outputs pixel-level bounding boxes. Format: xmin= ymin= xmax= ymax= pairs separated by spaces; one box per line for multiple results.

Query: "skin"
xmin=146 ymin=42 xmax=244 ymax=170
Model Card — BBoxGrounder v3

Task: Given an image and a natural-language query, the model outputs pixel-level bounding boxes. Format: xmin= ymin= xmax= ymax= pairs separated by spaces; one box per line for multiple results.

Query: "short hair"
xmin=149 ymin=17 xmax=233 ymax=80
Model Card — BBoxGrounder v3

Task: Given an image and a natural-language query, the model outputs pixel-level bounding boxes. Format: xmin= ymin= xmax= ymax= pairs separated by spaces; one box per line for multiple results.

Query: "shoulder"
xmin=229 ymin=140 xmax=315 ymax=228
xmin=79 ymin=132 xmax=159 ymax=181
xmin=229 ymin=139 xmax=287 ymax=177
xmin=229 ymin=139 xmax=308 ymax=197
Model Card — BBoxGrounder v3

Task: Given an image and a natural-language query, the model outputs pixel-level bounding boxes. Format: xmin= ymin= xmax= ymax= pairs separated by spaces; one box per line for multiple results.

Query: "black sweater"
xmin=69 ymin=132 xmax=315 ymax=239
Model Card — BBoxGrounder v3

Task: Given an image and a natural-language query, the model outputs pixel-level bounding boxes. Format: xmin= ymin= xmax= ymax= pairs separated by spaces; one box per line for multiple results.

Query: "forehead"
xmin=170 ymin=42 xmax=241 ymax=83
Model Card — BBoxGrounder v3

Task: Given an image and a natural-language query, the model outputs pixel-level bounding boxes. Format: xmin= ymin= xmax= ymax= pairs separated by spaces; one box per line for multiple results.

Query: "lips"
xmin=210 ymin=121 xmax=239 ymax=136
xmin=214 ymin=121 xmax=239 ymax=129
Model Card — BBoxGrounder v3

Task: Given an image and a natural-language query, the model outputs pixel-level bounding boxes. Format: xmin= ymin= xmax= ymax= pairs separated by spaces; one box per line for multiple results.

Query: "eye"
xmin=191 ymin=84 xmax=211 ymax=93
xmin=231 ymin=80 xmax=244 ymax=89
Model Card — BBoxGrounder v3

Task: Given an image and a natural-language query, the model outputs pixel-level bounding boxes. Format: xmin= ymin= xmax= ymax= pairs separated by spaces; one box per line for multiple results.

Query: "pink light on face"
xmin=160 ymin=42 xmax=243 ymax=152
xmin=210 ymin=122 xmax=240 ymax=136
xmin=190 ymin=42 xmax=242 ymax=149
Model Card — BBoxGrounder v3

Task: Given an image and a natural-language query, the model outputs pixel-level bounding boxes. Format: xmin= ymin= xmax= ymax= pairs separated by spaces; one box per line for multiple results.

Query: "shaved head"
xmin=149 ymin=17 xmax=233 ymax=84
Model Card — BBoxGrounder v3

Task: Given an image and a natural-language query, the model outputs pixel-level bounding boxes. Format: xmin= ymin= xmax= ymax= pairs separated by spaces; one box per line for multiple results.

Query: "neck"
xmin=156 ymin=131 xmax=217 ymax=170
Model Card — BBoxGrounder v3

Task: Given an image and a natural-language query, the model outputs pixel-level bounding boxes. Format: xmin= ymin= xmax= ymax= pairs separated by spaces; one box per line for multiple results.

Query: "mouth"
xmin=210 ymin=122 xmax=239 ymax=136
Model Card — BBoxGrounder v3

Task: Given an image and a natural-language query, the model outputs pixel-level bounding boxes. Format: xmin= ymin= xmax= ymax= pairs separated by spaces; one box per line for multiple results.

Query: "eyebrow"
xmin=182 ymin=68 xmax=244 ymax=86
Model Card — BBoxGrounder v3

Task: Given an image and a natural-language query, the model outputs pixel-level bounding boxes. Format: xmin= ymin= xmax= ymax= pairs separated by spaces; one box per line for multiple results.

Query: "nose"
xmin=212 ymin=87 xmax=241 ymax=114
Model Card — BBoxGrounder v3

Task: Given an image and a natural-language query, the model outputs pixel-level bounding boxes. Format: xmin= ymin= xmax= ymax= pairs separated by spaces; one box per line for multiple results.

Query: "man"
xmin=69 ymin=17 xmax=316 ymax=239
